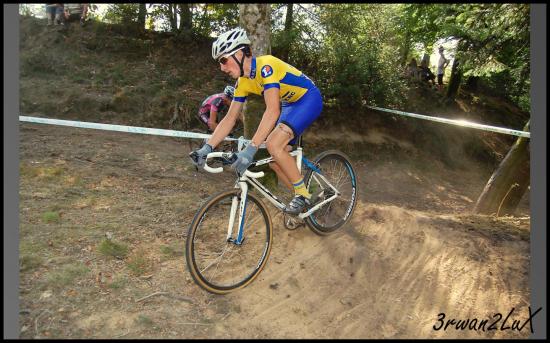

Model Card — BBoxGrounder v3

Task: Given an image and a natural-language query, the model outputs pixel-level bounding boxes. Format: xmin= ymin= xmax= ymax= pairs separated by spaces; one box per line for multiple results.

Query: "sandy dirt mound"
xmin=19 ymin=123 xmax=530 ymax=338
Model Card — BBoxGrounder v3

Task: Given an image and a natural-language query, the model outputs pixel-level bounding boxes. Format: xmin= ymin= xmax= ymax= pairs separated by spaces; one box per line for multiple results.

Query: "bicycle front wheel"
xmin=185 ymin=189 xmax=273 ymax=294
xmin=304 ymin=150 xmax=358 ymax=235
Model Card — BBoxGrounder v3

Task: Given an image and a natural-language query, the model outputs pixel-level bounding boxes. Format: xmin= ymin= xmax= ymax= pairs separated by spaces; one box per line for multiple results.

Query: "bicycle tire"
xmin=185 ymin=188 xmax=273 ymax=294
xmin=303 ymin=150 xmax=358 ymax=235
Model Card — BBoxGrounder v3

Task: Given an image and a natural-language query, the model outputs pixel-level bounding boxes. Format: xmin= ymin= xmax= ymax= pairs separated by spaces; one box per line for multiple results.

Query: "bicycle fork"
xmin=226 ymin=181 xmax=248 ymax=245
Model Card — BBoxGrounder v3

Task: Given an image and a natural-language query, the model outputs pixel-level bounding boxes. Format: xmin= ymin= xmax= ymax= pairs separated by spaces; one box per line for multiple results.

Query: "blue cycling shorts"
xmin=277 ymin=87 xmax=323 ymax=145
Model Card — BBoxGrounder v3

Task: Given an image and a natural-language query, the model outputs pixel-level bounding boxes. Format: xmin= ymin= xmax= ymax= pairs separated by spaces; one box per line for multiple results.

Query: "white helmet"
xmin=212 ymin=28 xmax=251 ymax=61
xmin=223 ymin=85 xmax=235 ymax=98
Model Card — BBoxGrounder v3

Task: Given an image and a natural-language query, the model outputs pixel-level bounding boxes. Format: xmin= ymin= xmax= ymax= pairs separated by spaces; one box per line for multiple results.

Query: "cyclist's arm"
xmin=250 ymin=88 xmax=281 ymax=147
xmin=206 ymin=100 xmax=243 ymax=148
xmin=208 ymin=108 xmax=218 ymax=131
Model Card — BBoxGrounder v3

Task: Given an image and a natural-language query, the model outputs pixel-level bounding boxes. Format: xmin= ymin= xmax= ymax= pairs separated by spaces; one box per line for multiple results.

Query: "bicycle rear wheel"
xmin=185 ymin=189 xmax=272 ymax=294
xmin=303 ymin=150 xmax=358 ymax=235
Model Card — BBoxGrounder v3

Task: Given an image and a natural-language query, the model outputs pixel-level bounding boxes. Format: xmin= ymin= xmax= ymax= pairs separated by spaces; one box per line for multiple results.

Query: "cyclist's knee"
xmin=269 ymin=161 xmax=281 ymax=172
xmin=266 ymin=124 xmax=293 ymax=158
xmin=266 ymin=139 xmax=286 ymax=160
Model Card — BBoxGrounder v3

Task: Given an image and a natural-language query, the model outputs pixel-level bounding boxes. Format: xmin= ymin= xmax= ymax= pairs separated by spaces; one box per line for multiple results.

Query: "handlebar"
xmin=204 ymin=152 xmax=265 ymax=179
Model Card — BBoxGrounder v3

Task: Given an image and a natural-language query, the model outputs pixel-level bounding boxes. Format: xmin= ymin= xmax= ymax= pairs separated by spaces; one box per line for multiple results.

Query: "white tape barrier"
xmin=19 ymin=115 xmax=269 ymax=151
xmin=19 ymin=115 xmax=250 ymax=144
xmin=367 ymin=106 xmax=530 ymax=138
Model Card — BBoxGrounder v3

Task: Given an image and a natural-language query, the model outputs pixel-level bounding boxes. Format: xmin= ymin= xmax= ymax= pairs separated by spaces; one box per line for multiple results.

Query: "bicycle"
xmin=185 ymin=136 xmax=358 ymax=294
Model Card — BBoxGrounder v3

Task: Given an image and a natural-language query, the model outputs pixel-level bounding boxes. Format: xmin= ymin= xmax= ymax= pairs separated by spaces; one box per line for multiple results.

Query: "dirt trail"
xmin=19 ymin=123 xmax=531 ymax=339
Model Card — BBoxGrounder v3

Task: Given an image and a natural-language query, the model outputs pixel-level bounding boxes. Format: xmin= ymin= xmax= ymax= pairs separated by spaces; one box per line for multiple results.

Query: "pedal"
xmin=283 ymin=213 xmax=304 ymax=230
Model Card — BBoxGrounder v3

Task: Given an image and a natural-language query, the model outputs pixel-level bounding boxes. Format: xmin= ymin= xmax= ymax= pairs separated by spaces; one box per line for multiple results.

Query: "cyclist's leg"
xmin=269 ymin=88 xmax=323 ymax=181
xmin=266 ymin=124 xmax=301 ymax=183
xmin=271 ymin=89 xmax=323 ymax=213
xmin=268 ymin=145 xmax=294 ymax=192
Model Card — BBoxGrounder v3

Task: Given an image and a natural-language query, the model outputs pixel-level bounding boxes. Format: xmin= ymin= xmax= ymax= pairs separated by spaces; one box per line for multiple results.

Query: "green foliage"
xmin=192 ymin=4 xmax=239 ymax=37
xmin=160 ymin=243 xmax=184 ymax=258
xmin=46 ymin=263 xmax=90 ymax=288
xmin=270 ymin=4 xmax=410 ymax=109
xmin=98 ymin=239 xmax=129 ymax=259
xmin=20 ymin=254 xmax=44 ymax=272
xmin=20 ymin=3 xmax=530 ymax=118
xmin=42 ymin=211 xmax=61 ymax=224
xmin=19 ymin=4 xmax=34 ymax=16
xmin=107 ymin=275 xmax=128 ymax=290
xmin=316 ymin=4 xmax=408 ymax=108
xmin=144 ymin=4 xmax=239 ymax=36
xmin=126 ymin=250 xmax=151 ymax=276
xmin=103 ymin=4 xmax=141 ymax=25
xmin=136 ymin=314 xmax=155 ymax=327
xmin=398 ymin=4 xmax=530 ymax=110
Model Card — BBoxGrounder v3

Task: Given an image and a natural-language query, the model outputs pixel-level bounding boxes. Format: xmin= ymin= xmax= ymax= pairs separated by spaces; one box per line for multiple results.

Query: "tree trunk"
xmin=179 ymin=3 xmax=192 ymax=32
xmin=137 ymin=3 xmax=146 ymax=31
xmin=239 ymin=4 xmax=271 ymax=58
xmin=170 ymin=4 xmax=177 ymax=33
xmin=279 ymin=4 xmax=294 ymax=61
xmin=238 ymin=4 xmax=272 ymax=138
xmin=198 ymin=4 xmax=209 ymax=35
xmin=401 ymin=31 xmax=411 ymax=65
xmin=446 ymin=58 xmax=462 ymax=99
xmin=473 ymin=120 xmax=531 ymax=216
xmin=238 ymin=4 xmax=277 ymax=190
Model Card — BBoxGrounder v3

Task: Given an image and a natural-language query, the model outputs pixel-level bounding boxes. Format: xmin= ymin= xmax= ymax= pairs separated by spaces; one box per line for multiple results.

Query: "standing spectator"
xmin=437 ymin=46 xmax=450 ymax=91
xmin=419 ymin=58 xmax=436 ymax=86
xmin=45 ymin=3 xmax=64 ymax=26
xmin=63 ymin=3 xmax=89 ymax=26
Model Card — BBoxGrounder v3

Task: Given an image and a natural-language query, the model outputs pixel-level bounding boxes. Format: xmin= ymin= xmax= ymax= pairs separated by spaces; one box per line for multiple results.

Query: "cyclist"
xmin=190 ymin=27 xmax=323 ymax=216
xmin=197 ymin=86 xmax=234 ymax=132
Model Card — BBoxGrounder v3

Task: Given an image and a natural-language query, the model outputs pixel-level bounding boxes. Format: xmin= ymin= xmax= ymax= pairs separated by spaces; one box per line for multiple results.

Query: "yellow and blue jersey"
xmin=233 ymin=55 xmax=317 ymax=104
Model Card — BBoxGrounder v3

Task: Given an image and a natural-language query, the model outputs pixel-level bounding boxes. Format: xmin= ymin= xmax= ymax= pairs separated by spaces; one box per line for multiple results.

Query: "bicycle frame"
xmin=204 ymin=147 xmax=341 ymax=245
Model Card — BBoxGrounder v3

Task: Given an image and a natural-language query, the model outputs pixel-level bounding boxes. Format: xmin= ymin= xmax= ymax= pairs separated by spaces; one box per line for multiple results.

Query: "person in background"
xmin=437 ymin=46 xmax=450 ymax=91
xmin=197 ymin=86 xmax=235 ymax=132
xmin=419 ymin=58 xmax=436 ymax=86
xmin=63 ymin=3 xmax=89 ymax=26
xmin=45 ymin=3 xmax=64 ymax=26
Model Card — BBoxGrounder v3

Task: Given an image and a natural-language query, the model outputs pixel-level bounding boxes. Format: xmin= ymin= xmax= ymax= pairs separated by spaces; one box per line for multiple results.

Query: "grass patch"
xmin=42 ymin=211 xmax=61 ymax=224
xmin=38 ymin=166 xmax=65 ymax=178
xmin=72 ymin=194 xmax=99 ymax=209
xmin=135 ymin=314 xmax=155 ymax=327
xmin=21 ymin=50 xmax=59 ymax=76
xmin=98 ymin=239 xmax=128 ymax=259
xmin=160 ymin=243 xmax=184 ymax=259
xmin=107 ymin=275 xmax=128 ymax=290
xmin=20 ymin=254 xmax=44 ymax=272
xmin=46 ymin=263 xmax=90 ymax=288
xmin=20 ymin=240 xmax=49 ymax=254
xmin=20 ymin=164 xmax=65 ymax=181
xmin=127 ymin=250 xmax=152 ymax=276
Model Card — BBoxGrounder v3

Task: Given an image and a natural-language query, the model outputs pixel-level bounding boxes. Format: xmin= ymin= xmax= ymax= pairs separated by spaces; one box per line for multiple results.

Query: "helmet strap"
xmin=231 ymin=53 xmax=246 ymax=78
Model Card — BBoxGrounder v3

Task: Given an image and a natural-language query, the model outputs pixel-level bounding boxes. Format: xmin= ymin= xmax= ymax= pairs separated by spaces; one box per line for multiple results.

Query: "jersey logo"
xmin=261 ymin=65 xmax=273 ymax=78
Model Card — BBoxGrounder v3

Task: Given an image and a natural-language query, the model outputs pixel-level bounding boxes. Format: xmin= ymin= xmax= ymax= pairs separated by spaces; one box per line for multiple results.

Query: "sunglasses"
xmin=218 ymin=56 xmax=230 ymax=65
xmin=218 ymin=47 xmax=245 ymax=65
